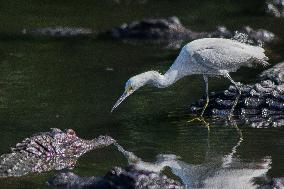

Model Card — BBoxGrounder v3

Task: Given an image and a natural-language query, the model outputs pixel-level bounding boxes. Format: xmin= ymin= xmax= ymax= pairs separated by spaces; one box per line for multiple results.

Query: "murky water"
xmin=0 ymin=0 xmax=283 ymax=188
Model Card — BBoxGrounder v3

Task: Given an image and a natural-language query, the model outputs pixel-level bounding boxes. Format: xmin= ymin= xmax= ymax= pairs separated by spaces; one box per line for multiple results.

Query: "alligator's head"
xmin=91 ymin=135 xmax=116 ymax=148
xmin=1 ymin=128 xmax=116 ymax=178
xmin=50 ymin=128 xmax=115 ymax=157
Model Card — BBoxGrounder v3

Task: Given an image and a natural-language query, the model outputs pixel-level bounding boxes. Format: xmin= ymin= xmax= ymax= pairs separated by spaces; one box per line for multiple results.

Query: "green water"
xmin=0 ymin=0 xmax=283 ymax=188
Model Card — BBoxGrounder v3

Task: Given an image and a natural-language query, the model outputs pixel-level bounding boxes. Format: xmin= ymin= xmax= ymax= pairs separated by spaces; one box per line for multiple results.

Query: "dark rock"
xmin=0 ymin=128 xmax=115 ymax=177
xmin=48 ymin=166 xmax=184 ymax=189
xmin=188 ymin=62 xmax=284 ymax=128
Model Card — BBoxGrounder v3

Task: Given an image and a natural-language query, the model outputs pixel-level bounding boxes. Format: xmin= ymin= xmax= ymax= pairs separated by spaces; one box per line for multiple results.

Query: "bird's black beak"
xmin=111 ymin=90 xmax=134 ymax=112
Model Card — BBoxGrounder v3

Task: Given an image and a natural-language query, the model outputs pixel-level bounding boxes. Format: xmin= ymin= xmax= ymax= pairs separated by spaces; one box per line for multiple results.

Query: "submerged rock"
xmin=0 ymin=128 xmax=115 ymax=177
xmin=188 ymin=62 xmax=284 ymax=128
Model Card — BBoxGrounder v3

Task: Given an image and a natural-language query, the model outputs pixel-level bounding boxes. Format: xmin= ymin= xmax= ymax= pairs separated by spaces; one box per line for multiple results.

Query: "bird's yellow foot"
xmin=187 ymin=117 xmax=210 ymax=131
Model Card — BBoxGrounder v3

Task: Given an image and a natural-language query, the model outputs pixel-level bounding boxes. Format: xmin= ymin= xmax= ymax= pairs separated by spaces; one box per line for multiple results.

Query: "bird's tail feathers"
xmin=246 ymin=45 xmax=270 ymax=67
xmin=250 ymin=56 xmax=270 ymax=68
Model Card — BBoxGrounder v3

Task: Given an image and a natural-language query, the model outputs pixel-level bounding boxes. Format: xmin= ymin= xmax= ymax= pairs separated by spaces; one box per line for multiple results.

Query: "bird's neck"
xmin=135 ymin=54 xmax=189 ymax=88
xmin=147 ymin=69 xmax=180 ymax=88
xmin=151 ymin=49 xmax=191 ymax=88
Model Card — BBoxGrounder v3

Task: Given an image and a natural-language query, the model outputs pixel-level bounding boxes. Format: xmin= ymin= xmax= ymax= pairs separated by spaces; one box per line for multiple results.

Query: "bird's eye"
xmin=128 ymin=86 xmax=133 ymax=92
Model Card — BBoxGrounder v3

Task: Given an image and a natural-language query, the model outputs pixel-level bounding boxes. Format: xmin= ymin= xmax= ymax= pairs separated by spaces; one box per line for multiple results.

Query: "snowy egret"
xmin=111 ymin=38 xmax=269 ymax=119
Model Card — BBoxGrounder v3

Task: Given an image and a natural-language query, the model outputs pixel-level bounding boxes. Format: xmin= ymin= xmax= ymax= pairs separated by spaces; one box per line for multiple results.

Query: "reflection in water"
xmin=115 ymin=125 xmax=271 ymax=189
xmin=222 ymin=123 xmax=243 ymax=168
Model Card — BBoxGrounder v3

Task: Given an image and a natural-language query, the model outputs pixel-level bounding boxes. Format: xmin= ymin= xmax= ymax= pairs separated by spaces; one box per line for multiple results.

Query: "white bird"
xmin=111 ymin=38 xmax=269 ymax=118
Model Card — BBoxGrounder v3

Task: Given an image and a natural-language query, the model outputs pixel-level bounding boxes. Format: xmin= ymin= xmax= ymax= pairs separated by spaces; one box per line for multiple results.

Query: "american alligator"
xmin=21 ymin=27 xmax=93 ymax=38
xmin=19 ymin=17 xmax=277 ymax=47
xmin=100 ymin=17 xmax=277 ymax=46
xmin=188 ymin=61 xmax=284 ymax=128
xmin=0 ymin=128 xmax=115 ymax=178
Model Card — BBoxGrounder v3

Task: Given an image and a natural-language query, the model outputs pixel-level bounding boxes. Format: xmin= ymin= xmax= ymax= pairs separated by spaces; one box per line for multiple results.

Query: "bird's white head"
xmin=111 ymin=71 xmax=158 ymax=112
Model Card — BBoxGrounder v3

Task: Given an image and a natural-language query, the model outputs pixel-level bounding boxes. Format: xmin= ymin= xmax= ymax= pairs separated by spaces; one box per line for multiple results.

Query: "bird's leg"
xmin=187 ymin=75 xmax=210 ymax=130
xmin=201 ymin=75 xmax=209 ymax=117
xmin=225 ymin=73 xmax=242 ymax=120
xmin=187 ymin=117 xmax=210 ymax=130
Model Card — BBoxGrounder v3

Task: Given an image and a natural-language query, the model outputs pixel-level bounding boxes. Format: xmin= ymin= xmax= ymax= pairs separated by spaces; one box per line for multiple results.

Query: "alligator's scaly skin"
xmin=48 ymin=166 xmax=184 ymax=189
xmin=188 ymin=62 xmax=284 ymax=128
xmin=0 ymin=128 xmax=115 ymax=178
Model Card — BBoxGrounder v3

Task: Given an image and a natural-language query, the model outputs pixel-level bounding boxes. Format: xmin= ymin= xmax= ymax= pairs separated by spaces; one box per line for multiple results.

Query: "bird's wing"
xmin=191 ymin=41 xmax=269 ymax=72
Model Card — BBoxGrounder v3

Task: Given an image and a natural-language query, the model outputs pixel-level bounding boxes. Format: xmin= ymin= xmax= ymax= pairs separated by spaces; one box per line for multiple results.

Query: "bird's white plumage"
xmin=112 ymin=38 xmax=269 ymax=113
xmin=181 ymin=38 xmax=269 ymax=73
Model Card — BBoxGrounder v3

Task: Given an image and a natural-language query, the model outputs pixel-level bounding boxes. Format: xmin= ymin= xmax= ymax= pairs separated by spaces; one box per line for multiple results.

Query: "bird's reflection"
xmin=115 ymin=122 xmax=271 ymax=189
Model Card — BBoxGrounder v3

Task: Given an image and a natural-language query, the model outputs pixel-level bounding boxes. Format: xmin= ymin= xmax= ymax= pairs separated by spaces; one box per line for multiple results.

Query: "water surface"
xmin=0 ymin=0 xmax=283 ymax=188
